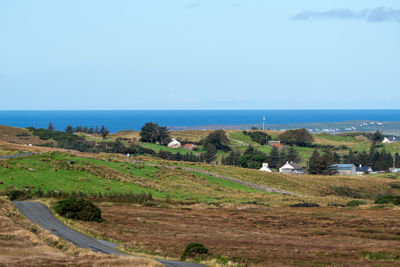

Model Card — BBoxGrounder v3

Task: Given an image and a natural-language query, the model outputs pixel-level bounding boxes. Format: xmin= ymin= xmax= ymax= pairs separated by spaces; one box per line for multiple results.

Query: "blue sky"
xmin=0 ymin=0 xmax=399 ymax=110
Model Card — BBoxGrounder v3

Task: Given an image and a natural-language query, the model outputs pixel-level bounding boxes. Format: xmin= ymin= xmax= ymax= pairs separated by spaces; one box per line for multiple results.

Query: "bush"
xmin=375 ymin=195 xmax=400 ymax=205
xmin=330 ymin=186 xmax=365 ymax=199
xmin=8 ymin=190 xmax=26 ymax=201
xmin=54 ymin=197 xmax=103 ymax=222
xmin=180 ymin=242 xmax=209 ymax=260
xmin=346 ymin=200 xmax=366 ymax=207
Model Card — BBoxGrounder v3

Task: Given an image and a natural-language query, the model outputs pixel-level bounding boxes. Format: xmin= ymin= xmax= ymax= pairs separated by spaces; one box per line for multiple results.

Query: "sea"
xmin=0 ymin=110 xmax=400 ymax=133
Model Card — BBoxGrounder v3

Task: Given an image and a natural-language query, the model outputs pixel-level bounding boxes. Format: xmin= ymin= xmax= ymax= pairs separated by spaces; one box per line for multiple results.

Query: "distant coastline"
xmin=1 ymin=110 xmax=400 ymax=134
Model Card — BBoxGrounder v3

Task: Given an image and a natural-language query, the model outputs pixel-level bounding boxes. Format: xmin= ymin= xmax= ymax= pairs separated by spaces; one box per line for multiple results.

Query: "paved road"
xmin=0 ymin=152 xmax=33 ymax=159
xmin=12 ymin=201 xmax=205 ymax=267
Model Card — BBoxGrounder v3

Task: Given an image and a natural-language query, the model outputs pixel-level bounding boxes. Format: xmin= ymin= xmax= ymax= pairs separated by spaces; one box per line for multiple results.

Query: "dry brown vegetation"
xmin=0 ymin=125 xmax=51 ymax=145
xmin=68 ymin=202 xmax=400 ymax=266
xmin=0 ymin=197 xmax=161 ymax=267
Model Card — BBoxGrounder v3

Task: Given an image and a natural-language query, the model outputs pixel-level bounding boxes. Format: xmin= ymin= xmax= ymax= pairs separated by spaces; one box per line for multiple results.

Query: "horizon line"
xmin=1 ymin=108 xmax=400 ymax=111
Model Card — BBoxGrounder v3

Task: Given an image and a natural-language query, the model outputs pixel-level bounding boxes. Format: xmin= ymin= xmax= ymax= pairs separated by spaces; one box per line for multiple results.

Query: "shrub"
xmin=180 ymin=242 xmax=209 ymax=260
xmin=330 ymin=186 xmax=365 ymax=199
xmin=8 ymin=190 xmax=26 ymax=201
xmin=54 ymin=197 xmax=103 ymax=222
xmin=375 ymin=195 xmax=400 ymax=205
xmin=346 ymin=200 xmax=366 ymax=207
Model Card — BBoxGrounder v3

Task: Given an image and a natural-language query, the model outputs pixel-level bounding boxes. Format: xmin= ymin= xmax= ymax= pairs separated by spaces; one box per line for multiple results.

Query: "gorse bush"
xmin=54 ymin=197 xmax=103 ymax=222
xmin=8 ymin=190 xmax=26 ymax=201
xmin=346 ymin=200 xmax=366 ymax=207
xmin=375 ymin=195 xmax=400 ymax=205
xmin=180 ymin=242 xmax=209 ymax=260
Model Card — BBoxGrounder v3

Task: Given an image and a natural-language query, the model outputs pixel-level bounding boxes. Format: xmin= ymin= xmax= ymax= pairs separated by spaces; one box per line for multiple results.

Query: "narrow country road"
xmin=12 ymin=201 xmax=205 ymax=267
xmin=0 ymin=152 xmax=33 ymax=159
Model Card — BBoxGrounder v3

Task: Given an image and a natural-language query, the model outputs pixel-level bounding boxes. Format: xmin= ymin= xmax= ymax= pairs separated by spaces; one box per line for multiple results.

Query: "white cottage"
xmin=382 ymin=137 xmax=391 ymax=144
xmin=279 ymin=161 xmax=303 ymax=174
xmin=259 ymin=163 xmax=272 ymax=172
xmin=167 ymin=138 xmax=181 ymax=148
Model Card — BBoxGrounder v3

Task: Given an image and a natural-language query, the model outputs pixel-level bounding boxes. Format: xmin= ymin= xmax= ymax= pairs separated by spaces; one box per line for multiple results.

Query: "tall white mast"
xmin=262 ymin=115 xmax=265 ymax=130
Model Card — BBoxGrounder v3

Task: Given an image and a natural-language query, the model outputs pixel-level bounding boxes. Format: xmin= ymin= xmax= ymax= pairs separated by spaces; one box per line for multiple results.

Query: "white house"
xmin=356 ymin=164 xmax=373 ymax=175
xmin=259 ymin=163 xmax=272 ymax=172
xmin=279 ymin=161 xmax=303 ymax=174
xmin=167 ymin=138 xmax=181 ymax=148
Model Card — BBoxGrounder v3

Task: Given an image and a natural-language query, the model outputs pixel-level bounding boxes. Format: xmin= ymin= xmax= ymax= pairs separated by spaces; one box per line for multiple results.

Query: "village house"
xmin=259 ymin=163 xmax=272 ymax=172
xmin=167 ymin=138 xmax=181 ymax=148
xmin=331 ymin=164 xmax=356 ymax=175
xmin=279 ymin=161 xmax=303 ymax=174
xmin=356 ymin=164 xmax=373 ymax=175
xmin=268 ymin=141 xmax=281 ymax=148
xmin=183 ymin=144 xmax=196 ymax=151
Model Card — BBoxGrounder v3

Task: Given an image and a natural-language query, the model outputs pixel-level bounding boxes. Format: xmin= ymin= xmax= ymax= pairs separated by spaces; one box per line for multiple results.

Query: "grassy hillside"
xmin=0 ymin=152 xmax=275 ymax=204
xmin=2 ymin=133 xmax=400 ymax=266
xmin=0 ymin=125 xmax=50 ymax=145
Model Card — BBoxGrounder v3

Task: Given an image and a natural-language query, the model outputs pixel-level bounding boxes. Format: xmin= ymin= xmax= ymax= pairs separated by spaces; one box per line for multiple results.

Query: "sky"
xmin=0 ymin=0 xmax=399 ymax=110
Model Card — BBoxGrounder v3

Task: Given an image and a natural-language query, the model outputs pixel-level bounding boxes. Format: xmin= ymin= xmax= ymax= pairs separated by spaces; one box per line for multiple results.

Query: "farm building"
xmin=183 ymin=144 xmax=196 ymax=150
xmin=356 ymin=164 xmax=373 ymax=175
xmin=259 ymin=163 xmax=272 ymax=172
xmin=279 ymin=162 xmax=303 ymax=174
xmin=331 ymin=164 xmax=356 ymax=176
xmin=167 ymin=138 xmax=181 ymax=148
xmin=268 ymin=141 xmax=281 ymax=147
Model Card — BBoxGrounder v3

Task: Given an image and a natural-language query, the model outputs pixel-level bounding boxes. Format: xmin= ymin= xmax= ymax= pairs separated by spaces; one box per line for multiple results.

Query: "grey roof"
xmin=287 ymin=162 xmax=302 ymax=170
xmin=331 ymin=164 xmax=355 ymax=171
xmin=356 ymin=166 xmax=372 ymax=172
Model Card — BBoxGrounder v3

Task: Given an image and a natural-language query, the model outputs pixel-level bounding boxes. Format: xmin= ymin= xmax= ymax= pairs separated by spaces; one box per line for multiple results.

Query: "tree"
xmin=111 ymin=139 xmax=125 ymax=153
xmin=287 ymin=146 xmax=299 ymax=163
xmin=203 ymin=130 xmax=231 ymax=152
xmin=139 ymin=122 xmax=171 ymax=145
xmin=268 ymin=146 xmax=280 ymax=169
xmin=309 ymin=149 xmax=336 ymax=175
xmin=278 ymin=128 xmax=313 ymax=146
xmin=65 ymin=125 xmax=74 ymax=133
xmin=243 ymin=130 xmax=271 ymax=145
xmin=204 ymin=144 xmax=217 ymax=163
xmin=48 ymin=122 xmax=54 ymax=131
xmin=372 ymin=130 xmax=384 ymax=143
xmin=343 ymin=150 xmax=355 ymax=164
xmin=237 ymin=146 xmax=268 ymax=169
xmin=100 ymin=125 xmax=109 ymax=139
xmin=223 ymin=150 xmax=241 ymax=166
xmin=395 ymin=152 xmax=400 ymax=168
xmin=333 ymin=152 xmax=341 ymax=163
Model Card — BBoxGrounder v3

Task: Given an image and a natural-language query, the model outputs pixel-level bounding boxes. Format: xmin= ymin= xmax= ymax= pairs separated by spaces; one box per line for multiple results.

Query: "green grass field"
xmin=0 ymin=152 xmax=271 ymax=203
